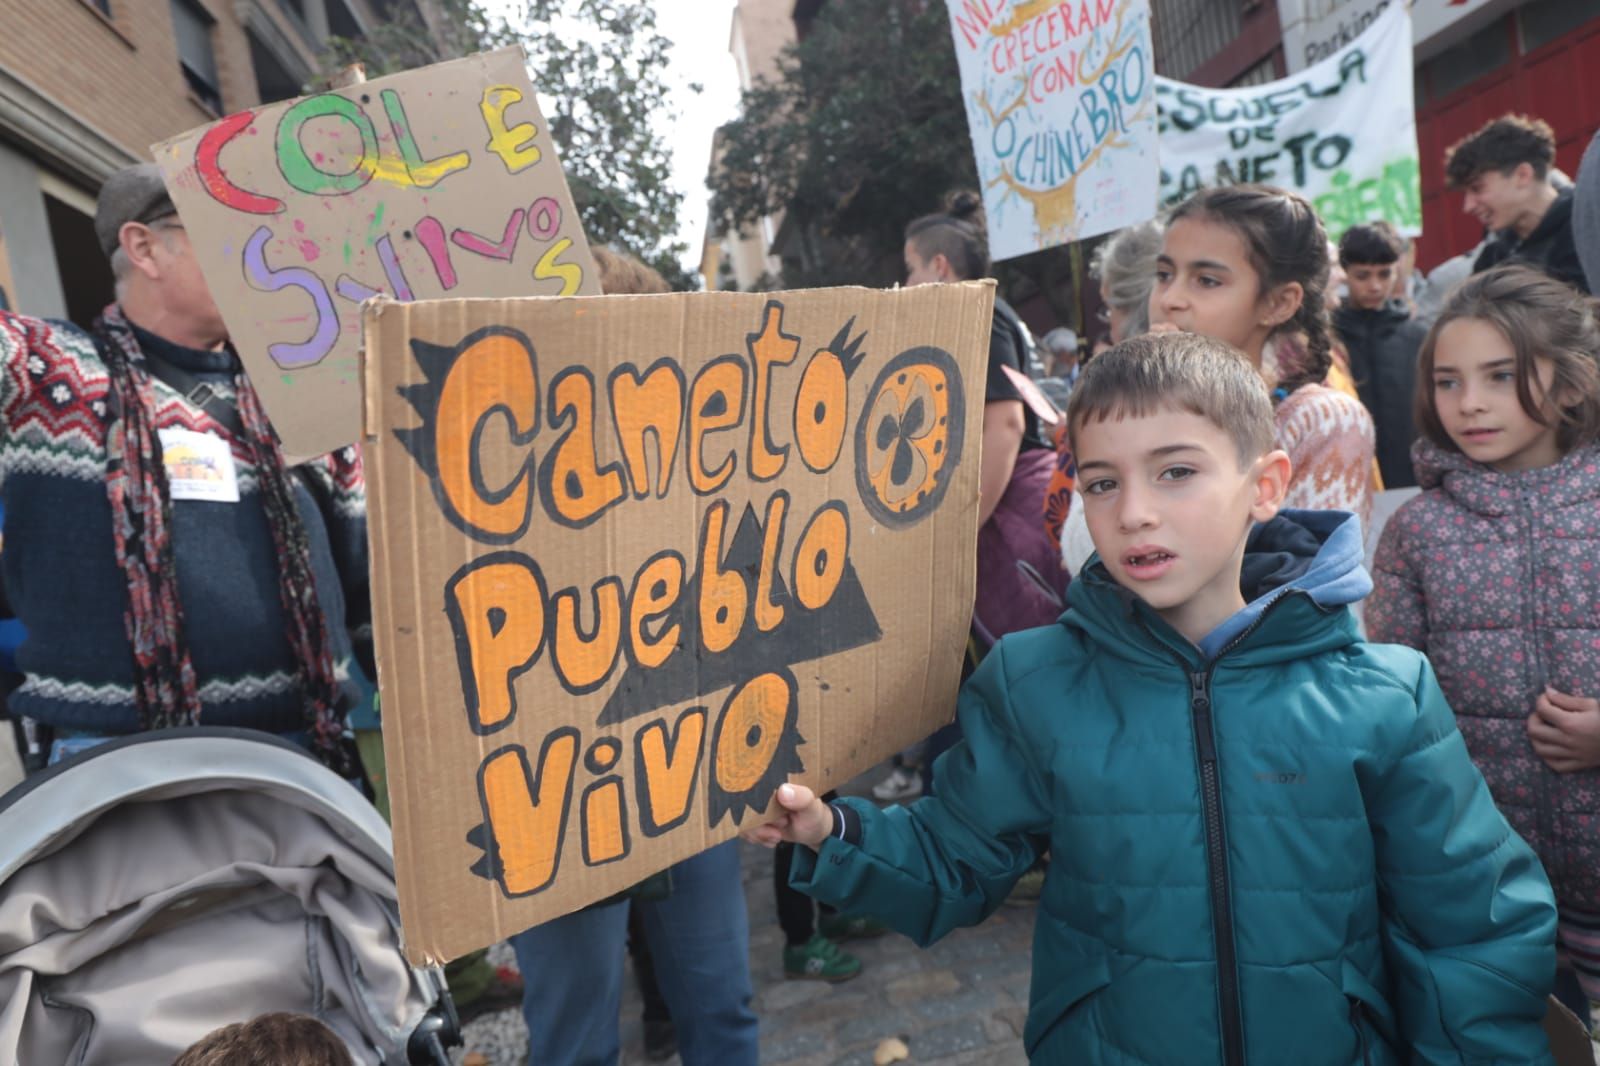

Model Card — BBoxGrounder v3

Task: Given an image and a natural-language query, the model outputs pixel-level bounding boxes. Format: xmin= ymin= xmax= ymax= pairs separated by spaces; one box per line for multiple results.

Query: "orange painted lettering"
xmin=550 ymin=577 xmax=624 ymax=694
xmin=478 ymin=730 xmax=578 ymax=896
xmin=540 ymin=368 xmax=626 ymax=528
xmin=635 ymin=707 xmax=707 ymax=836
xmin=628 ymin=551 xmax=684 ymax=669
xmin=793 ymin=503 xmax=849 ymax=611
xmin=713 ymin=673 xmax=790 ymax=794
xmin=698 ymin=501 xmax=748 ymax=654
xmin=444 ymin=553 xmax=547 ymax=733
xmin=794 ymin=349 xmax=848 ymax=474
xmin=746 ymin=302 xmax=798 ymax=481
xmin=609 ymin=359 xmax=685 ymax=499
xmin=754 ymin=492 xmax=788 ymax=633
xmin=434 ymin=330 xmax=540 ymax=541
xmin=686 ymin=355 xmax=747 ymax=495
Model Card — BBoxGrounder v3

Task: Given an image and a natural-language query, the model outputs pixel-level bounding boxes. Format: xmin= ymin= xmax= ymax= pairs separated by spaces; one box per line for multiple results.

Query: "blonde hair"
xmin=592 ymin=247 xmax=670 ymax=295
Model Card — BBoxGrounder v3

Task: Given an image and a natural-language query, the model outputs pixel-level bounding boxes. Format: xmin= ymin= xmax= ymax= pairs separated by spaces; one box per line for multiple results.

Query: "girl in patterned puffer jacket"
xmin=1369 ymin=265 xmax=1600 ymax=1019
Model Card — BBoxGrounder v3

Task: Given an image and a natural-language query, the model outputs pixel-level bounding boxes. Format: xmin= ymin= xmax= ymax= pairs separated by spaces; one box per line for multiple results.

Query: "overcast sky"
xmin=483 ymin=0 xmax=744 ymax=281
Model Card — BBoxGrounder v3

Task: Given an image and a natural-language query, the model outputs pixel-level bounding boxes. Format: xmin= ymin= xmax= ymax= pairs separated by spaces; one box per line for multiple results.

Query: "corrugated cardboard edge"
xmin=360 ymin=295 xmax=438 ymax=964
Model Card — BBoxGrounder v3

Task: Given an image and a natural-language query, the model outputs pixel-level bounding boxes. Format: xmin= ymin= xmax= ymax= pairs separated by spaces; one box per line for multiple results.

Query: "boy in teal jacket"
xmin=747 ymin=333 xmax=1557 ymax=1063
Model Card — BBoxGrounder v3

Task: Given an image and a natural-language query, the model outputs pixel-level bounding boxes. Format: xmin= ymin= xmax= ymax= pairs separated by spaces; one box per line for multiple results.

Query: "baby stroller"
xmin=0 ymin=727 xmax=460 ymax=1064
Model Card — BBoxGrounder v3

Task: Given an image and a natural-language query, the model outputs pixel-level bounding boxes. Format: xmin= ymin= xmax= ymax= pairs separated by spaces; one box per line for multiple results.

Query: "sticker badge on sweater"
xmin=158 ymin=428 xmax=240 ymax=502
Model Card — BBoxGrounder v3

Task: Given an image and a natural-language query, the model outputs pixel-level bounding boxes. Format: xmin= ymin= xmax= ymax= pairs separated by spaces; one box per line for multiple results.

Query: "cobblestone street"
xmin=453 ymin=768 xmax=1034 ymax=1065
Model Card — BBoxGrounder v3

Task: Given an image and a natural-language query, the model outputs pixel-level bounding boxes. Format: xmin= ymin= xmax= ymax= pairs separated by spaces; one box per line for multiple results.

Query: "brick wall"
xmin=0 ymin=0 xmax=315 ymax=161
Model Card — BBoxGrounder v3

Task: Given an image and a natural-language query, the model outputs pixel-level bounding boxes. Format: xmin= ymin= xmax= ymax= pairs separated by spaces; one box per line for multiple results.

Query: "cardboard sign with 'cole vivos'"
xmin=154 ymin=47 xmax=598 ymax=462
xmin=364 ymin=284 xmax=994 ymax=965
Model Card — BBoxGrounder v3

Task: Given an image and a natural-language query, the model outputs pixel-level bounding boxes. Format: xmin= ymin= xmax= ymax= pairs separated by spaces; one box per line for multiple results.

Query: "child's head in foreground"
xmin=1066 ymin=332 xmax=1292 ymax=641
xmin=173 ymin=1012 xmax=355 ymax=1066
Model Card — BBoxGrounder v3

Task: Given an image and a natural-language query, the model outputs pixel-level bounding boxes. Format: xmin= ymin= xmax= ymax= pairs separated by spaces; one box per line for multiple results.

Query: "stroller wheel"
xmin=407 ymin=1011 xmax=461 ymax=1066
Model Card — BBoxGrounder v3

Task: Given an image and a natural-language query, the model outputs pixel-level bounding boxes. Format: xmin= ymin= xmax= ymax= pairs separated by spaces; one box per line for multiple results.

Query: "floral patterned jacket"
xmin=1368 ymin=438 xmax=1600 ymax=907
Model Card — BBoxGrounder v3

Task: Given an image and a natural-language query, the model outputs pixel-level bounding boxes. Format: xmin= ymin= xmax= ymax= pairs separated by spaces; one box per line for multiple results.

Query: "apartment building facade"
xmin=702 ymin=0 xmax=792 ymax=291
xmin=0 ymin=0 xmax=447 ymax=324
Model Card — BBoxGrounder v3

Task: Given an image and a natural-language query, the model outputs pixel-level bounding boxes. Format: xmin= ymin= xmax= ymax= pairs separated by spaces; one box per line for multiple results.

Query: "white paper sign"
xmin=159 ymin=429 xmax=241 ymax=503
xmin=944 ymin=0 xmax=1159 ymax=261
xmin=1156 ymin=2 xmax=1419 ymax=240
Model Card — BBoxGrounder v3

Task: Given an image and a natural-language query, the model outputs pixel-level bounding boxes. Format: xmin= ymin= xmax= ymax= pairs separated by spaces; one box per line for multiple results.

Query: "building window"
xmin=1518 ymin=0 xmax=1598 ymax=54
xmin=170 ymin=0 xmax=222 ymax=113
xmin=248 ymin=30 xmax=304 ymax=104
xmin=90 ymin=0 xmax=112 ymax=14
xmin=1228 ymin=56 xmax=1277 ymax=88
xmin=278 ymin=0 xmax=305 ymax=17
xmin=1152 ymin=0 xmax=1242 ymax=81
xmin=1422 ymin=19 xmax=1512 ymax=101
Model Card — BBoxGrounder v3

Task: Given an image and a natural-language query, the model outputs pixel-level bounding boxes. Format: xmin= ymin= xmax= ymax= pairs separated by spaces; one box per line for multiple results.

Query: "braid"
xmin=1273 ymin=296 xmax=1334 ymax=398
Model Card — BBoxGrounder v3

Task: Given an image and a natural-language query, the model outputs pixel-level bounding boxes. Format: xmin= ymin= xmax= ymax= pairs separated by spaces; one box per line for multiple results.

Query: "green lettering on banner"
xmin=1313 ymin=157 xmax=1421 ymax=239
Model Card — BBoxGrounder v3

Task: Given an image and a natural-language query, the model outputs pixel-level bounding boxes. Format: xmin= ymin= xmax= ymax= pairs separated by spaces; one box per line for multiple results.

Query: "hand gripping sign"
xmin=154 ymin=47 xmax=598 ymax=463
xmin=362 ymin=283 xmax=993 ymax=964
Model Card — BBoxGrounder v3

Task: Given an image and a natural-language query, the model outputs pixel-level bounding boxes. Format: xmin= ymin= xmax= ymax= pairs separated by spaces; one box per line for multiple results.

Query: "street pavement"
xmin=453 ymin=764 xmax=1033 ymax=1065
xmin=727 ymin=829 xmax=1032 ymax=1066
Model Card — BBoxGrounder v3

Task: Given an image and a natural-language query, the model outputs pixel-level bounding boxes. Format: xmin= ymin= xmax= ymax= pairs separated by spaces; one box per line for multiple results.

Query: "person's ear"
xmin=1249 ymin=448 xmax=1292 ymax=521
xmin=931 ymin=252 xmax=955 ymax=282
xmin=119 ymin=221 xmax=165 ymax=282
xmin=1261 ymin=282 xmax=1304 ymax=329
xmin=1548 ymin=377 xmax=1584 ymax=414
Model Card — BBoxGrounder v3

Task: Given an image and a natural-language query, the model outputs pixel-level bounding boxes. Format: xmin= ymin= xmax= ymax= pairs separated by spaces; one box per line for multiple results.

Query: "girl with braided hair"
xmin=1152 ymin=184 xmax=1377 ymax=526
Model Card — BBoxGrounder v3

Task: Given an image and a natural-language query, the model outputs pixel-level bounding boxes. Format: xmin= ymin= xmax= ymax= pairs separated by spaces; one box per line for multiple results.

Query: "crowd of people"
xmin=0 ymin=108 xmax=1598 ymax=1064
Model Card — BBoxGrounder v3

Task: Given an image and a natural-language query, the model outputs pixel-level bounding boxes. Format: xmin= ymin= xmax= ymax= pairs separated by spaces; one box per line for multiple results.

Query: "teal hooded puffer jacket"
xmin=793 ymin=512 xmax=1556 ymax=1064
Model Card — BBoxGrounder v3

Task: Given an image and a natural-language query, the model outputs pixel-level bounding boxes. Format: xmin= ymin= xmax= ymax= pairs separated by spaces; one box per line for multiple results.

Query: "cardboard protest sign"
xmin=1156 ymin=2 xmax=1419 ymax=239
xmin=944 ymin=0 xmax=1158 ymax=261
xmin=153 ymin=47 xmax=598 ymax=462
xmin=363 ymin=283 xmax=994 ymax=964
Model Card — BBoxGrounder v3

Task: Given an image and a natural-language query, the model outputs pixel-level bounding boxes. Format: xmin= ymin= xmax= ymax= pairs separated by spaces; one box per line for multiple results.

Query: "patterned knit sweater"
xmin=1275 ymin=383 xmax=1376 ymax=529
xmin=0 ymin=309 xmax=370 ymax=735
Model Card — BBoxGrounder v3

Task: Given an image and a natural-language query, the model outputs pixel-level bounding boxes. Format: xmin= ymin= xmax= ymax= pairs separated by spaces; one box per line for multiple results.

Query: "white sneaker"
xmin=871 ymin=766 xmax=923 ymax=802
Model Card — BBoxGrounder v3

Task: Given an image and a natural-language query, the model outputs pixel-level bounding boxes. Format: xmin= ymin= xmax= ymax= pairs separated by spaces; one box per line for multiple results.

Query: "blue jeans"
xmin=510 ymin=840 xmax=758 ymax=1066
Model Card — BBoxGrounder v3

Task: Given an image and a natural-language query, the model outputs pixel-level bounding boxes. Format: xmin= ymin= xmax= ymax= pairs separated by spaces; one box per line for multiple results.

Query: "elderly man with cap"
xmin=0 ymin=163 xmax=371 ymax=768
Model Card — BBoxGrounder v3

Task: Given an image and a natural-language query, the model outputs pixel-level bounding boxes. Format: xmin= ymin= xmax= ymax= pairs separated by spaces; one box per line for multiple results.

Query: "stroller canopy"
xmin=0 ymin=728 xmax=449 ymax=1065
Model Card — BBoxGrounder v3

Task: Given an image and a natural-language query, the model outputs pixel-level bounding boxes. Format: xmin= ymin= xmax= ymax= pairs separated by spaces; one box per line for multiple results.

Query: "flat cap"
xmin=94 ymin=163 xmax=177 ymax=258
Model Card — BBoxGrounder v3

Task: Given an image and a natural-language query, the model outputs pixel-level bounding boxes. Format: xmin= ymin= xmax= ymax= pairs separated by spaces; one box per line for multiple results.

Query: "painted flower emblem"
xmin=854 ymin=348 xmax=964 ymax=528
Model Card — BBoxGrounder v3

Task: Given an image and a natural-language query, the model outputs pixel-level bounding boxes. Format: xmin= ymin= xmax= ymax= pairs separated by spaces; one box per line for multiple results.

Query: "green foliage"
xmin=709 ymin=0 xmax=977 ymax=288
xmin=320 ymin=0 xmax=695 ymax=289
xmin=706 ymin=0 xmax=1084 ymax=325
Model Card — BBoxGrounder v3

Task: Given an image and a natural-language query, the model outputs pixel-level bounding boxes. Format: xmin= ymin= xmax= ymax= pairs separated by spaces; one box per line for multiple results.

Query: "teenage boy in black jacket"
xmin=1447 ymin=113 xmax=1589 ymax=294
xmin=1333 ymin=222 xmax=1426 ymax=488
